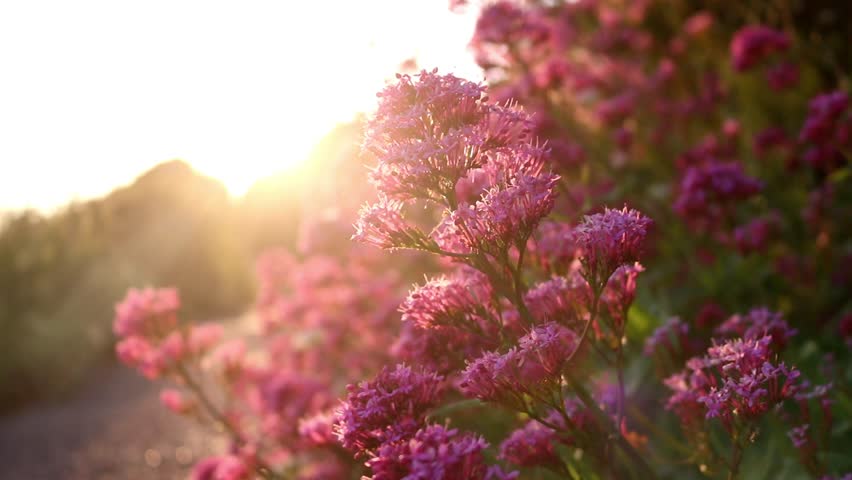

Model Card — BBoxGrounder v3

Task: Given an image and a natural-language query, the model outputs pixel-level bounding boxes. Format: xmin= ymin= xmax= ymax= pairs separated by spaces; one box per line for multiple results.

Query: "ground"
xmin=0 ymin=364 xmax=224 ymax=480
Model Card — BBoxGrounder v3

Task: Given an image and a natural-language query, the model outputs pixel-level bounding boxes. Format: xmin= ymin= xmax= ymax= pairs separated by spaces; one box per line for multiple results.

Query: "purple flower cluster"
xmin=715 ymin=307 xmax=798 ymax=350
xmin=365 ymin=425 xmax=515 ymax=480
xmin=335 ymin=364 xmax=444 ymax=455
xmin=524 ymin=271 xmax=590 ymax=326
xmin=665 ymin=335 xmax=800 ymax=431
xmin=674 ymin=161 xmax=763 ymax=233
xmin=447 ymin=172 xmax=560 ymax=254
xmin=572 ymin=207 xmax=652 ymax=292
xmin=401 ymin=269 xmax=495 ymax=331
xmin=730 ymin=25 xmax=789 ymax=72
xmin=354 ymin=70 xmax=560 ymax=258
xmin=460 ymin=323 xmax=576 ymax=408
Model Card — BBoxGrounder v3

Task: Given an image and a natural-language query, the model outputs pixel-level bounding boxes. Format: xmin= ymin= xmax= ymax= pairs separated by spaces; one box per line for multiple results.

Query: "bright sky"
xmin=0 ymin=1 xmax=481 ymax=211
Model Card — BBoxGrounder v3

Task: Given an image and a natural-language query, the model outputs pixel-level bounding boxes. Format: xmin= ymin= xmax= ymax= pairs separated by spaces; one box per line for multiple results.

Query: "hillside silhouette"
xmin=0 ymin=121 xmax=364 ymax=411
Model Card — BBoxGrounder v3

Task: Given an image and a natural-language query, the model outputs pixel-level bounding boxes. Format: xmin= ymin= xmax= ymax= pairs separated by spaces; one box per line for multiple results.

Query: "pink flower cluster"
xmin=354 ymin=69 xmax=559 ymax=257
xmin=730 ymin=25 xmax=790 ymax=72
xmin=460 ymin=323 xmax=577 ymax=409
xmin=366 ymin=425 xmax=516 ymax=480
xmin=335 ymin=364 xmax=444 ymax=455
xmin=571 ymin=207 xmax=652 ymax=292
xmin=674 ymin=161 xmax=763 ymax=233
xmin=798 ymin=90 xmax=850 ymax=172
xmin=665 ymin=335 xmax=800 ymax=431
xmin=114 ymin=288 xmax=222 ymax=379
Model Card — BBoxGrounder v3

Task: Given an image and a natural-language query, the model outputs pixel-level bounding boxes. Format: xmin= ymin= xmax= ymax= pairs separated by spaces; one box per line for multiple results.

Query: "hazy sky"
xmin=0 ymin=1 xmax=480 ymax=211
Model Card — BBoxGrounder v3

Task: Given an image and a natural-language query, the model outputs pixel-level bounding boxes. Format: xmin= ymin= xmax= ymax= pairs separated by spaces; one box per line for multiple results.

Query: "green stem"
xmin=566 ymin=375 xmax=659 ymax=480
xmin=176 ymin=364 xmax=281 ymax=480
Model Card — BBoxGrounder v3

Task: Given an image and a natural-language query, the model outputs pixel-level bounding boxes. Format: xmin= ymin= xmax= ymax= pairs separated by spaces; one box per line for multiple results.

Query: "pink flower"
xmin=528 ymin=221 xmax=579 ymax=274
xmin=788 ymin=424 xmax=811 ymax=449
xmin=730 ymin=25 xmax=790 ymax=72
xmin=113 ymin=287 xmax=180 ymax=339
xmin=459 ymin=323 xmax=576 ymax=407
xmin=298 ymin=410 xmax=339 ymax=447
xmin=364 ymin=69 xmax=530 ymax=203
xmin=644 ymin=317 xmax=691 ymax=358
xmin=365 ymin=424 xmax=503 ymax=480
xmin=733 ymin=212 xmax=781 ymax=255
xmin=765 ymin=61 xmax=799 ymax=91
xmin=335 ymin=364 xmax=444 ymax=455
xmin=602 ymin=262 xmax=645 ymax=329
xmin=499 ymin=420 xmax=559 ymax=467
xmin=674 ymin=161 xmax=762 ymax=232
xmin=666 ymin=335 xmax=801 ymax=432
xmin=353 ymin=197 xmax=430 ymax=250
xmin=683 ymin=11 xmax=713 ymax=37
xmin=160 ymin=388 xmax=194 ymax=414
xmin=190 ymin=455 xmax=250 ymax=480
xmin=400 ymin=269 xmax=496 ymax=331
xmin=188 ymin=323 xmax=224 ymax=355
xmin=572 ymin=207 xmax=652 ymax=292
xmin=524 ymin=272 xmax=590 ymax=325
xmin=447 ymin=172 xmax=560 ymax=254
xmin=714 ymin=307 xmax=797 ymax=350
xmin=800 ymin=90 xmax=849 ymax=143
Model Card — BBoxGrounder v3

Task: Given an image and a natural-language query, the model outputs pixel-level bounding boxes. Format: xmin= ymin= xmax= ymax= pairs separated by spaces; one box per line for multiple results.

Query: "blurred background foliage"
xmin=0 ymin=122 xmax=362 ymax=411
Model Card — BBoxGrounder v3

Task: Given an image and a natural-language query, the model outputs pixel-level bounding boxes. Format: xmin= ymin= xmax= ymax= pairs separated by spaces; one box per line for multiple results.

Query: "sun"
xmin=0 ymin=1 xmax=480 ymax=210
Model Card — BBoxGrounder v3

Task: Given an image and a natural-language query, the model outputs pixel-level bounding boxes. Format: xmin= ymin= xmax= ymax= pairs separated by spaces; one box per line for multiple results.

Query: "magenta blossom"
xmin=113 ymin=287 xmax=180 ymax=339
xmin=572 ymin=207 xmax=652 ymax=292
xmin=365 ymin=424 xmax=515 ymax=480
xmin=335 ymin=364 xmax=444 ymax=455
xmin=730 ymin=25 xmax=789 ymax=72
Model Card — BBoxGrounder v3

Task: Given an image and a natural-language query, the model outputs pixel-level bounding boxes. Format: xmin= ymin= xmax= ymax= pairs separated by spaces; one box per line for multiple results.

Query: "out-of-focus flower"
xmin=733 ymin=212 xmax=781 ymax=255
xmin=602 ymin=262 xmax=644 ymax=329
xmin=715 ymin=307 xmax=797 ymax=350
xmin=765 ymin=61 xmax=799 ymax=91
xmin=524 ymin=271 xmax=591 ymax=325
xmin=114 ymin=287 xmax=180 ymax=339
xmin=298 ymin=410 xmax=339 ymax=447
xmin=674 ymin=161 xmax=762 ymax=232
xmin=730 ymin=25 xmax=789 ymax=72
xmin=160 ymin=388 xmax=195 ymax=414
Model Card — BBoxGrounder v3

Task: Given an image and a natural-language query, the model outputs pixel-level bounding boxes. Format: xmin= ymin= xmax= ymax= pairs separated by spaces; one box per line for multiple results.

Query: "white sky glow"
xmin=0 ymin=1 xmax=480 ymax=210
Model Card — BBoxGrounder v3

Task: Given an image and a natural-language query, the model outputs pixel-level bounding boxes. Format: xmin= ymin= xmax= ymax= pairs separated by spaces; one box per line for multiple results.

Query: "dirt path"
xmin=0 ymin=363 xmax=225 ymax=480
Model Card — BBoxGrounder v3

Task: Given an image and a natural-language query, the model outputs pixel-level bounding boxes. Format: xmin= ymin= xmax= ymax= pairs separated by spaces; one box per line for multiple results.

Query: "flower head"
xmin=572 ymin=207 xmax=652 ymax=291
xmin=353 ymin=197 xmax=431 ymax=250
xmin=113 ymin=287 xmax=180 ymax=339
xmin=730 ymin=25 xmax=789 ymax=72
xmin=335 ymin=364 xmax=444 ymax=455
xmin=365 ymin=424 xmax=498 ymax=480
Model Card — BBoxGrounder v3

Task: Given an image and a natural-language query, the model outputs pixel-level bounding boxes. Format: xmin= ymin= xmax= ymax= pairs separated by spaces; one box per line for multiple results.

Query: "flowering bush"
xmin=115 ymin=2 xmax=852 ymax=479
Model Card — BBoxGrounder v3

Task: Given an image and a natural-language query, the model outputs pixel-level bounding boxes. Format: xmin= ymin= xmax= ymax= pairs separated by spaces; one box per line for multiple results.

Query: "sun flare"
xmin=0 ymin=1 xmax=479 ymax=209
